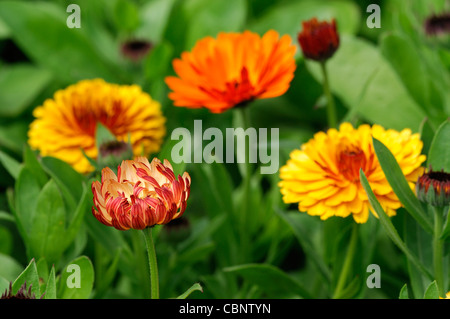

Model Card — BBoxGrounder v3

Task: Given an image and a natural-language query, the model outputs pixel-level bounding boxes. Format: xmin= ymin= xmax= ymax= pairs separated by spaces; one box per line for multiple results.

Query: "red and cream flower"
xmin=92 ymin=157 xmax=191 ymax=230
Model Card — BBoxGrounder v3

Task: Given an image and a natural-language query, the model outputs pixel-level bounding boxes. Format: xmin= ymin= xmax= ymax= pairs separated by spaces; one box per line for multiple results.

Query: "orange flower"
xmin=165 ymin=30 xmax=297 ymax=113
xmin=91 ymin=157 xmax=191 ymax=231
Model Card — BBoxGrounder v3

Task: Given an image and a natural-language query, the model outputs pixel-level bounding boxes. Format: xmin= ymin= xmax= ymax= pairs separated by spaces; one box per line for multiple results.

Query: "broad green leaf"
xmin=0 ymin=277 xmax=9 ymax=296
xmin=183 ymin=0 xmax=247 ymax=50
xmin=424 ymin=281 xmax=439 ymax=299
xmin=23 ymin=146 xmax=48 ymax=188
xmin=12 ymin=258 xmax=41 ymax=298
xmin=276 ymin=210 xmax=331 ymax=285
xmin=0 ymin=150 xmax=21 ymax=179
xmin=427 ymin=119 xmax=450 ymax=172
xmin=360 ymin=169 xmax=433 ymax=280
xmin=372 ymin=138 xmax=433 ymax=234
xmin=0 ymin=64 xmax=52 ymax=118
xmin=176 ymin=283 xmax=203 ymax=299
xmin=40 ymin=156 xmax=85 ymax=213
xmin=399 ymin=284 xmax=409 ymax=299
xmin=380 ymin=33 xmax=432 ymax=113
xmin=28 ymin=179 xmax=67 ymax=265
xmin=58 ymin=256 xmax=94 ymax=299
xmin=112 ymin=0 xmax=139 ymax=33
xmin=14 ymin=167 xmax=42 ymax=237
xmin=0 ymin=253 xmax=22 ymax=281
xmin=44 ymin=266 xmax=57 ymax=299
xmin=419 ymin=117 xmax=435 ymax=157
xmin=136 ymin=0 xmax=176 ymax=43
xmin=65 ymin=183 xmax=90 ymax=241
xmin=249 ymin=0 xmax=360 ymax=40
xmin=224 ymin=263 xmax=313 ymax=299
xmin=307 ymin=36 xmax=427 ymax=131
xmin=0 ymin=1 xmax=122 ymax=83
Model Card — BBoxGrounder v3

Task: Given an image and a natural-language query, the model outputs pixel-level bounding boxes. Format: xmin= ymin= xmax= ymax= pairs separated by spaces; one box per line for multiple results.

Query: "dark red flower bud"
xmin=298 ymin=18 xmax=339 ymax=62
xmin=416 ymin=169 xmax=450 ymax=207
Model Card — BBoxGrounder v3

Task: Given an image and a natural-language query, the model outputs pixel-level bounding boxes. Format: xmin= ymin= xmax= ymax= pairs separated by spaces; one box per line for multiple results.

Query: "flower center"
xmin=337 ymin=146 xmax=367 ymax=182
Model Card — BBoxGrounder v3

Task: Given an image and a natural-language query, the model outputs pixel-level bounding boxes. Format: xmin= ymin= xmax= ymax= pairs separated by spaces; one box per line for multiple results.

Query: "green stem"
xmin=320 ymin=61 xmax=338 ymax=129
xmin=432 ymin=206 xmax=445 ymax=297
xmin=142 ymin=227 xmax=159 ymax=299
xmin=236 ymin=107 xmax=253 ymax=263
xmin=333 ymin=223 xmax=358 ymax=299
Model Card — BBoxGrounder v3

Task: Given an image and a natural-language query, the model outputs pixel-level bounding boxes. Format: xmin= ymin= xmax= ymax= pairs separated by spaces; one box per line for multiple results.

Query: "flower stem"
xmin=320 ymin=61 xmax=338 ymax=129
xmin=432 ymin=206 xmax=445 ymax=297
xmin=333 ymin=223 xmax=358 ymax=299
xmin=142 ymin=227 xmax=159 ymax=299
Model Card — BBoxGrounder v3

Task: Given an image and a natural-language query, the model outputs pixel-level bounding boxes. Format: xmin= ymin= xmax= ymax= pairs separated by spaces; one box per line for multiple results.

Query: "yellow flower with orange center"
xmin=279 ymin=123 xmax=426 ymax=223
xmin=91 ymin=157 xmax=191 ymax=231
xmin=165 ymin=30 xmax=297 ymax=113
xmin=28 ymin=79 xmax=166 ymax=173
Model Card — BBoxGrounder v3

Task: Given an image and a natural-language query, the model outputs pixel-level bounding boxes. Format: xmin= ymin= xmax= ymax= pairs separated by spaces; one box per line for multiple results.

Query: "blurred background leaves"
xmin=0 ymin=0 xmax=448 ymax=299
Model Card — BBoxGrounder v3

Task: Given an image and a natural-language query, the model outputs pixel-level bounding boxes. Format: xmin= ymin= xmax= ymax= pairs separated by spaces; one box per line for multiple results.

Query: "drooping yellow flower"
xmin=91 ymin=157 xmax=191 ymax=231
xmin=28 ymin=79 xmax=166 ymax=173
xmin=279 ymin=123 xmax=426 ymax=223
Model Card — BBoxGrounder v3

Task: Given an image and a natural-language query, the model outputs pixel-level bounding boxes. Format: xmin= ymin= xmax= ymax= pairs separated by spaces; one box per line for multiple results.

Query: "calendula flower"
xmin=28 ymin=79 xmax=166 ymax=174
xmin=298 ymin=18 xmax=339 ymax=62
xmin=91 ymin=157 xmax=191 ymax=231
xmin=416 ymin=169 xmax=450 ymax=207
xmin=1 ymin=282 xmax=41 ymax=299
xmin=424 ymin=12 xmax=450 ymax=36
xmin=121 ymin=39 xmax=153 ymax=61
xmin=165 ymin=30 xmax=297 ymax=113
xmin=279 ymin=123 xmax=426 ymax=223
xmin=440 ymin=292 xmax=450 ymax=299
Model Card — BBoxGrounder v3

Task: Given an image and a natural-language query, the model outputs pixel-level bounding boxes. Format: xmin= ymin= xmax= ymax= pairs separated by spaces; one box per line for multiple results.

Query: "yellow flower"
xmin=28 ymin=79 xmax=166 ymax=173
xmin=91 ymin=157 xmax=191 ymax=231
xmin=440 ymin=292 xmax=450 ymax=299
xmin=279 ymin=123 xmax=426 ymax=223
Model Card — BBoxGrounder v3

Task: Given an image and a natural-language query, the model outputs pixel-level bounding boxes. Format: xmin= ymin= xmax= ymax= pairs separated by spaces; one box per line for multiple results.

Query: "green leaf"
xmin=419 ymin=118 xmax=435 ymax=157
xmin=136 ymin=0 xmax=176 ymax=43
xmin=441 ymin=207 xmax=450 ymax=240
xmin=58 ymin=256 xmax=94 ymax=299
xmin=0 ymin=64 xmax=52 ymax=118
xmin=0 ymin=253 xmax=23 ymax=282
xmin=28 ymin=179 xmax=67 ymax=265
xmin=360 ymin=169 xmax=433 ymax=280
xmin=424 ymin=281 xmax=439 ymax=299
xmin=44 ymin=265 xmax=57 ymax=299
xmin=249 ymin=0 xmax=361 ymax=39
xmin=176 ymin=283 xmax=203 ymax=299
xmin=14 ymin=167 xmax=42 ymax=238
xmin=112 ymin=0 xmax=140 ymax=33
xmin=372 ymin=138 xmax=433 ymax=234
xmin=307 ymin=36 xmax=427 ymax=131
xmin=40 ymin=156 xmax=85 ymax=213
xmin=0 ymin=1 xmax=122 ymax=83
xmin=23 ymin=146 xmax=48 ymax=188
xmin=276 ymin=210 xmax=331 ymax=285
xmin=0 ymin=150 xmax=21 ymax=179
xmin=12 ymin=258 xmax=41 ymax=298
xmin=380 ymin=33 xmax=432 ymax=113
xmin=224 ymin=263 xmax=313 ymax=299
xmin=427 ymin=119 xmax=450 ymax=172
xmin=399 ymin=284 xmax=409 ymax=299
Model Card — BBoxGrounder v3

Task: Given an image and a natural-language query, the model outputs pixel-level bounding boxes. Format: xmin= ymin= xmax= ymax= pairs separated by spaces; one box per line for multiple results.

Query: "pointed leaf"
xmin=427 ymin=119 xmax=450 ymax=172
xmin=176 ymin=283 xmax=203 ymax=299
xmin=424 ymin=281 xmax=439 ymax=299
xmin=12 ymin=258 xmax=41 ymax=298
xmin=372 ymin=137 xmax=433 ymax=233
xmin=44 ymin=266 xmax=56 ymax=299
xmin=399 ymin=284 xmax=409 ymax=299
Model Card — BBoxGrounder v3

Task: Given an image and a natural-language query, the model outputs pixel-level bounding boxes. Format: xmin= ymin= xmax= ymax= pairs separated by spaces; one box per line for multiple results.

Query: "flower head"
xmin=92 ymin=157 xmax=191 ymax=231
xmin=1 ymin=282 xmax=41 ymax=299
xmin=424 ymin=12 xmax=450 ymax=36
xmin=298 ymin=18 xmax=339 ymax=62
xmin=416 ymin=169 xmax=450 ymax=207
xmin=165 ymin=30 xmax=297 ymax=113
xmin=28 ymin=79 xmax=166 ymax=173
xmin=279 ymin=123 xmax=426 ymax=223
xmin=121 ymin=39 xmax=153 ymax=61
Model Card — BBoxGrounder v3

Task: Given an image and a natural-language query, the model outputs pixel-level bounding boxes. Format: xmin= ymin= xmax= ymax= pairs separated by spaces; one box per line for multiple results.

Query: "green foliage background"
xmin=0 ymin=0 xmax=449 ymax=299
